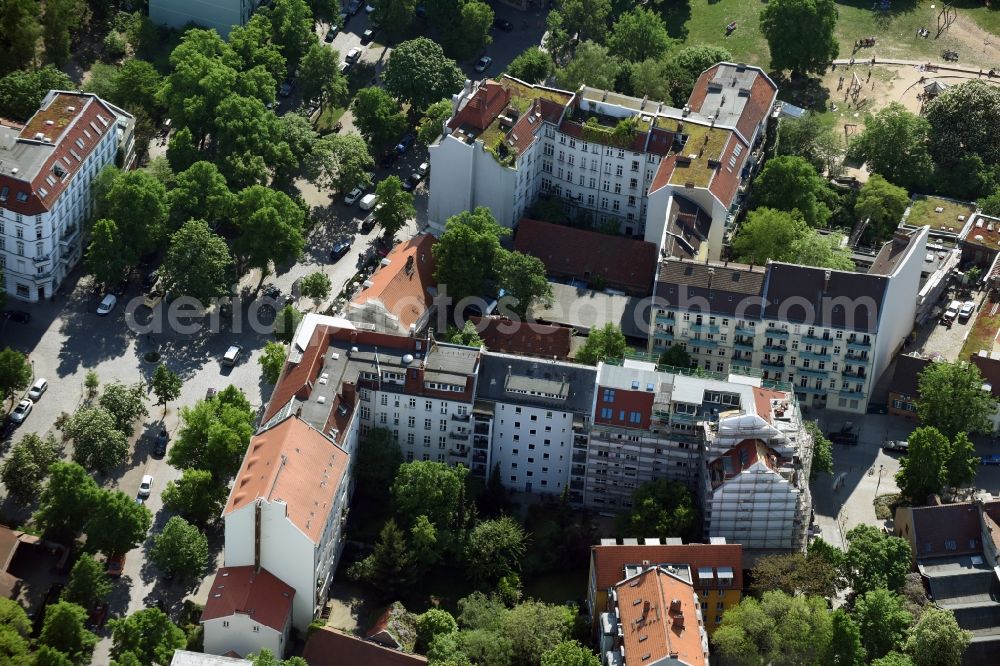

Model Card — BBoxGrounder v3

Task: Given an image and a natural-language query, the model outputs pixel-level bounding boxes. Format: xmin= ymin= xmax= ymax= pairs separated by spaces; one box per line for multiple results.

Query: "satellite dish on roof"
xmin=402 ymin=354 xmax=414 ymax=364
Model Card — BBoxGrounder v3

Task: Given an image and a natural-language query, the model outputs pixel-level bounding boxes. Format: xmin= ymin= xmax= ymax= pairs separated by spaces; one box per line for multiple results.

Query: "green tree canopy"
xmin=506 ymin=47 xmax=553 ymax=85
xmin=495 ymin=250 xmax=552 ymax=319
xmin=259 ymin=341 xmax=288 ymax=385
xmin=62 ymin=554 xmax=112 ymax=610
xmin=776 ymin=112 xmax=842 ymax=176
xmin=347 ymin=519 xmax=416 ymax=596
xmin=417 ymin=99 xmax=454 ymax=146
xmin=502 ymin=601 xmax=573 ymax=666
xmin=447 ymin=321 xmax=486 ymax=348
xmin=848 ymin=103 xmax=934 ymax=191
xmin=663 ymin=45 xmax=733 ymax=104
xmin=0 ymin=432 xmax=61 ymax=502
xmin=732 ymin=208 xmax=807 ymax=265
xmin=105 ymin=168 xmax=170 ymax=261
xmin=33 ymin=463 xmax=99 ymax=541
xmin=895 ymin=426 xmax=949 ymax=505
xmin=575 ymin=323 xmax=627 ymax=365
xmin=905 ymin=607 xmax=969 ymax=666
xmin=40 ymin=0 xmax=80 ymax=65
xmin=392 ymin=461 xmax=470 ymax=553
xmin=300 ymin=271 xmax=332 ymax=309
xmin=451 ymin=0 xmax=493 ymax=61
xmin=168 ymin=385 xmax=257 ymax=481
xmin=274 ymin=304 xmax=303 ymax=344
xmin=617 ymin=478 xmax=697 ymax=542
xmin=299 ymin=41 xmax=348 ymax=106
xmin=713 ymin=591 xmax=833 ymax=665
xmin=855 ymin=174 xmax=910 ymax=241
xmin=917 ymin=360 xmax=996 ymax=439
xmin=373 ymin=0 xmax=416 ymax=40
xmin=305 ymin=133 xmax=376 ymax=194
xmin=872 ymin=654 xmax=916 ymax=666
xmin=540 ymin=641 xmax=600 ymax=666
xmin=0 ymin=597 xmax=30 ymax=663
xmin=432 ymin=207 xmax=510 ymax=303
xmin=979 ymin=189 xmax=1000 ymax=217
xmin=353 ymin=86 xmax=409 ymax=150
xmin=384 ymin=38 xmax=465 ymax=111
xmin=162 ymin=468 xmax=229 ymax=526
xmin=0 ymin=0 xmax=41 ymax=73
xmin=830 ymin=609 xmax=866 ymax=666
xmin=168 ymin=161 xmax=233 ymax=230
xmin=843 ymin=524 xmax=912 ymax=596
xmin=268 ymin=0 xmax=314 ymax=69
xmin=150 ymin=516 xmax=210 ymax=581
xmin=231 ymin=185 xmax=305 ymax=275
xmin=0 ymin=66 xmax=73 ymax=122
xmin=750 ymin=551 xmax=839 ymax=598
xmin=607 ymin=7 xmax=671 ymax=62
xmin=555 ymin=41 xmax=618 ymax=91
xmin=658 ymin=344 xmax=692 ymax=369
xmin=229 ymin=14 xmax=287 ymax=82
xmin=85 ymin=490 xmax=153 ymax=556
xmin=752 ymin=156 xmax=831 ymax=227
xmin=356 ymin=427 xmax=403 ymax=498
xmin=465 ymin=517 xmax=527 ymax=586
xmin=559 ymin=0 xmax=611 ymax=42
xmin=805 ymin=421 xmax=834 ymax=479
xmin=0 ymin=347 xmax=32 ymax=408
xmin=66 ymin=407 xmax=129 ymax=474
xmin=162 ymin=220 xmax=234 ymax=304
xmin=99 ymin=381 xmax=149 ymax=436
xmin=109 ymin=608 xmax=186 ymax=666
xmin=924 ymin=80 xmax=1000 ymax=168
xmin=38 ymin=601 xmax=96 ymax=665
xmin=759 ymin=0 xmax=838 ymax=76
xmin=416 ymin=608 xmax=458 ymax=653
xmin=152 ymin=364 xmax=183 ymax=415
xmin=854 ymin=588 xmax=913 ymax=661
xmin=374 ymin=176 xmax=417 ymax=239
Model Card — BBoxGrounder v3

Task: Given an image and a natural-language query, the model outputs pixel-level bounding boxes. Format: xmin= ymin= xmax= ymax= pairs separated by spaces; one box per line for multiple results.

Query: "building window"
xmin=600 ymin=407 xmax=612 ymax=419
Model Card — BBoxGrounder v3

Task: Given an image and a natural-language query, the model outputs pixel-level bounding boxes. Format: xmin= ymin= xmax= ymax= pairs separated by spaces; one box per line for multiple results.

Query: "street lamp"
xmin=874 ymin=463 xmax=886 ymax=499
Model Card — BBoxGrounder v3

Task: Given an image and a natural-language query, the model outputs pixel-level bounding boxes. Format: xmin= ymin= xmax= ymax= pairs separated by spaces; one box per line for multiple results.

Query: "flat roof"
xmin=477 ymin=351 xmax=596 ymax=413
xmin=531 ymin=282 xmax=650 ymax=339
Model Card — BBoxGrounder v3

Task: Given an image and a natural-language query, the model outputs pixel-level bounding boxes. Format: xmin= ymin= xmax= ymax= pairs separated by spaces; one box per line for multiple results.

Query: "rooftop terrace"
xmin=667 ymin=121 xmax=731 ymax=188
xmin=905 ymin=195 xmax=976 ymax=233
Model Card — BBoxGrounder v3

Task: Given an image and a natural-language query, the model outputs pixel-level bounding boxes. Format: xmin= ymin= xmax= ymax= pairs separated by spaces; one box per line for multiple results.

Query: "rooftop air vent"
xmin=402 ymin=354 xmax=414 ymax=364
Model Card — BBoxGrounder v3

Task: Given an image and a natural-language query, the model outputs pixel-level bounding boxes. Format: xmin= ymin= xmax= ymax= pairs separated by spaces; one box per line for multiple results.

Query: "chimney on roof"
xmin=823 ymin=269 xmax=831 ymax=292
xmin=673 ymin=613 xmax=685 ymax=629
xmin=642 ymin=600 xmax=651 ymax=619
xmin=669 ymin=598 xmax=682 ymax=613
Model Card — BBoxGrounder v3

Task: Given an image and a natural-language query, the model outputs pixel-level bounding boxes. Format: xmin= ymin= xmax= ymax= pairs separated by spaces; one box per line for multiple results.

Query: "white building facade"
xmin=0 ymin=91 xmax=134 ymax=303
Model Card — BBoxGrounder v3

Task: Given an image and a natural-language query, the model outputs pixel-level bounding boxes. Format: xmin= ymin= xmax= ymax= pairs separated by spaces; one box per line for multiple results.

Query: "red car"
xmin=105 ymin=553 xmax=126 ymax=577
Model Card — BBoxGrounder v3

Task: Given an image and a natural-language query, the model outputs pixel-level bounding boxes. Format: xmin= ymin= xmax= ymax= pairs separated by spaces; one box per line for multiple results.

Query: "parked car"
xmin=331 ymin=241 xmax=352 ymax=262
xmin=2 ymin=310 xmax=30 ymax=323
xmin=347 ymin=0 xmax=361 ymax=14
xmin=142 ymin=270 xmax=159 ymax=291
xmin=325 ymin=26 xmax=338 ymax=41
xmin=395 ymin=133 xmax=415 ymax=154
xmin=339 ymin=10 xmax=350 ymax=24
xmin=491 ymin=17 xmax=513 ymax=31
xmin=279 ymin=81 xmax=293 ymax=97
xmin=206 ymin=387 xmax=217 ymax=399
xmin=365 ymin=3 xmax=375 ymax=13
xmin=105 ymin=553 xmax=125 ymax=577
xmin=475 ymin=56 xmax=492 ymax=72
xmin=959 ymin=300 xmax=976 ymax=321
xmin=27 ymin=378 xmax=48 ymax=401
xmin=882 ymin=440 xmax=908 ymax=452
xmin=344 ymin=187 xmax=364 ymax=205
xmin=222 ymin=345 xmax=243 ymax=367
xmin=339 ymin=61 xmax=351 ymax=75
xmin=153 ymin=428 xmax=169 ymax=457
xmin=416 ymin=161 xmax=429 ymax=176
xmin=10 ymin=399 xmax=32 ymax=424
xmin=943 ymin=299 xmax=961 ymax=323
xmin=360 ymin=216 xmax=377 ymax=234
xmin=97 ymin=294 xmax=117 ymax=315
xmin=359 ymin=193 xmax=378 ymax=211
xmin=403 ymin=172 xmax=422 ymax=191
xmin=361 ymin=27 xmax=376 ymax=44
xmin=346 ymin=47 xmax=362 ymax=63
xmin=828 ymin=422 xmax=858 ymax=445
xmin=982 ymin=454 xmax=1000 ymax=466
xmin=138 ymin=474 xmax=153 ymax=498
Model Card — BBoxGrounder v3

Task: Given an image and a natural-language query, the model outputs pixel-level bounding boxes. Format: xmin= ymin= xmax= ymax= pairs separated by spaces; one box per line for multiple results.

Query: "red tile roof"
xmin=262 ymin=323 xmax=332 ymax=422
xmin=752 ymin=387 xmax=787 ymax=424
xmin=470 ymin=316 xmax=572 ymax=359
xmin=201 ymin=566 xmax=294 ymax=633
xmin=708 ymin=134 xmax=746 ymax=208
xmin=303 ymin=627 xmax=427 ymax=666
xmin=223 ymin=417 xmax=349 ymax=543
xmin=591 ymin=542 xmax=743 ymax=594
xmin=970 ymin=353 xmax=1000 ymax=399
xmin=908 ymin=502 xmax=984 ymax=559
xmin=514 ymin=218 xmax=658 ymax=295
xmin=350 ymin=234 xmax=437 ymax=333
xmin=648 ymin=156 xmax=677 ymax=195
xmin=0 ymin=92 xmax=119 ymax=215
xmin=613 ymin=567 xmax=707 ymax=666
xmin=737 ymin=74 xmax=778 ymax=144
xmin=686 ymin=66 xmax=719 ymax=116
xmin=449 ymin=81 xmax=510 ymax=132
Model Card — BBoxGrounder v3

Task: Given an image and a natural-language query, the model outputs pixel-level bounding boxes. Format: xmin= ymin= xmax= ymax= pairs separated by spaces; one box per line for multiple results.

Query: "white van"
xmin=359 ymin=193 xmax=378 ymax=211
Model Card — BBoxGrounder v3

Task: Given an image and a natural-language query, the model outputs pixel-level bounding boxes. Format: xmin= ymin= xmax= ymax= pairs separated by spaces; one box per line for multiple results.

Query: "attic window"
xmin=16 ymin=191 xmax=28 ymax=202
xmin=38 ymin=187 xmax=48 ymax=197
xmin=74 ymin=138 xmax=84 ymax=149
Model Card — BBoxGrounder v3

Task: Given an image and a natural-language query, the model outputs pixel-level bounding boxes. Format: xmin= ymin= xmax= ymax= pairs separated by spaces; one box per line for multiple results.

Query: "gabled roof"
xmin=655 ymin=259 xmax=765 ymax=317
xmin=908 ymin=502 xmax=985 ymax=559
xmin=888 ymin=354 xmax=930 ymax=398
xmin=514 ymin=218 xmax=658 ymax=295
xmin=970 ymin=352 xmax=1000 ymax=399
xmin=471 ymin=316 xmax=572 ymax=359
xmin=223 ymin=416 xmax=348 ymax=543
xmin=591 ymin=541 xmax=743 ymax=594
xmin=303 ymin=627 xmax=427 ymax=666
xmin=612 ymin=566 xmax=707 ymax=666
xmin=350 ymin=234 xmax=437 ymax=332
xmin=200 ymin=566 xmax=294 ymax=633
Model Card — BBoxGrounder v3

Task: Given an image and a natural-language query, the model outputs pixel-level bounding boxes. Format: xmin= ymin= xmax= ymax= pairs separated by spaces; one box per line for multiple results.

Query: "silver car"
xmin=10 ymin=399 xmax=32 ymax=424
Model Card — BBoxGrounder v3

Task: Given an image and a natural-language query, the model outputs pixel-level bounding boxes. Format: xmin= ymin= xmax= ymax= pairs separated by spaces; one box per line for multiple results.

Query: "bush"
xmin=103 ymin=32 xmax=127 ymax=60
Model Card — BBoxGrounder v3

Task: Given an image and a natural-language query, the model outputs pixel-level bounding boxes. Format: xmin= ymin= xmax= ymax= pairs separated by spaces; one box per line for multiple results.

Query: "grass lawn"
xmin=906 ymin=195 xmax=976 ymax=232
xmin=315 ymin=104 xmax=348 ymax=132
xmin=670 ymin=0 xmax=1000 ymax=70
xmin=960 ymin=299 xmax=1000 ymax=359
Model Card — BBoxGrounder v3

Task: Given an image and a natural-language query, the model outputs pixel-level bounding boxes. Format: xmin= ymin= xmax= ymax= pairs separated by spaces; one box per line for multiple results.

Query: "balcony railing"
xmin=735 ymin=325 xmax=755 ymax=336
xmin=795 ymin=366 xmax=828 ymax=378
xmin=845 ymin=353 xmax=870 ymax=363
xmin=451 ymin=413 xmax=471 ymax=422
xmin=448 ymin=432 xmax=469 ymax=441
xmin=846 ymin=337 xmax=871 ymax=349
xmin=689 ymin=323 xmax=719 ymax=334
xmin=802 ymin=333 xmax=833 ymax=345
xmin=733 ymin=338 xmax=754 ymax=349
xmin=474 ymin=424 xmax=490 ymax=435
xmin=572 ymin=452 xmax=586 ymax=464
xmin=472 ymin=451 xmax=487 ymax=464
xmin=572 ymin=464 xmax=586 ymax=477
xmin=766 ymin=327 xmax=789 ymax=338
xmin=449 ymin=449 xmax=469 ymax=458
xmin=763 ymin=343 xmax=787 ymax=353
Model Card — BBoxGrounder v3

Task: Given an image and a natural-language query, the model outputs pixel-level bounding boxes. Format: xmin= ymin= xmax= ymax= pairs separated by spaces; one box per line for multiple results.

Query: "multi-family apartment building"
xmin=473 ymin=352 xmax=596 ymax=495
xmin=588 ymin=538 xmax=742 ymax=636
xmin=598 ymin=564 xmax=709 ymax=666
xmin=649 ymin=226 xmax=930 ymax=413
xmin=0 ymin=91 xmax=134 ymax=303
xmin=428 ymin=63 xmax=776 ymax=261
xmin=149 ymin=0 xmax=255 ymax=37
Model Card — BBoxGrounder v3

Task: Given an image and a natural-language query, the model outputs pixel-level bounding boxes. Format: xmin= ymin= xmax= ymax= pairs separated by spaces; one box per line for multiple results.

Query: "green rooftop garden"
xmin=906 ymin=195 xmax=976 ymax=234
xmin=667 ymin=121 xmax=730 ymax=188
